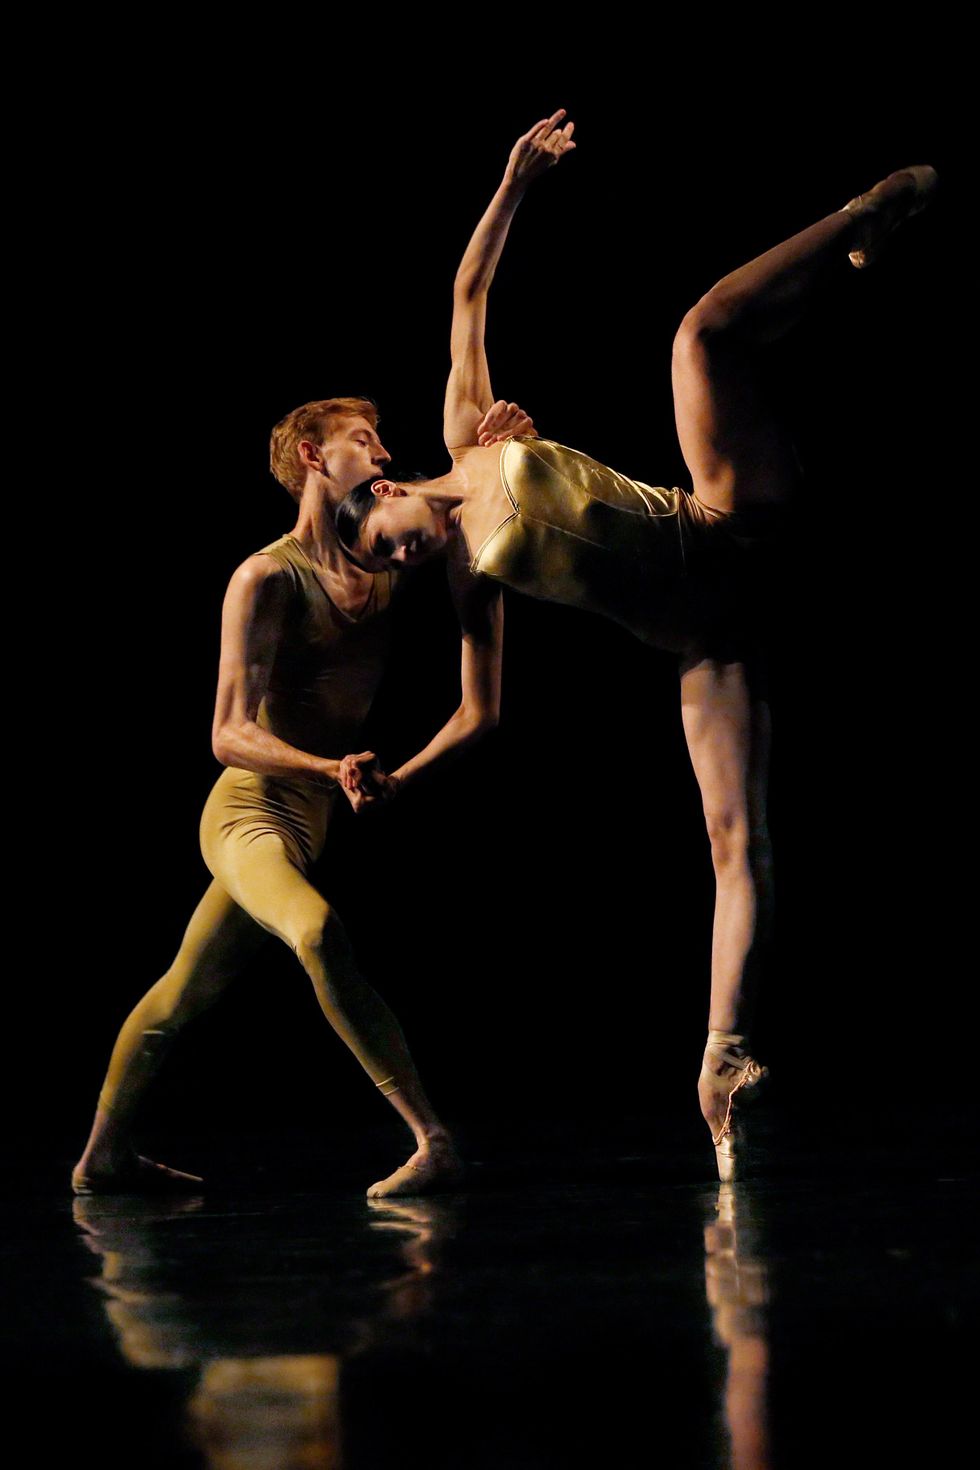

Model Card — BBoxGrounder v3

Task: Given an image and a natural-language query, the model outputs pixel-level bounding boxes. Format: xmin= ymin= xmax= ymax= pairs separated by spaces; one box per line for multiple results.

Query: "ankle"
xmin=706 ymin=1029 xmax=749 ymax=1054
xmin=415 ymin=1127 xmax=453 ymax=1153
xmin=82 ymin=1140 xmax=133 ymax=1172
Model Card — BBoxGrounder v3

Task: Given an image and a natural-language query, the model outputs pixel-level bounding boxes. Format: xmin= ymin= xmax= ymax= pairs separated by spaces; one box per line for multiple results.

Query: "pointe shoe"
xmin=841 ymin=165 xmax=938 ymax=269
xmin=699 ymin=1031 xmax=769 ymax=1182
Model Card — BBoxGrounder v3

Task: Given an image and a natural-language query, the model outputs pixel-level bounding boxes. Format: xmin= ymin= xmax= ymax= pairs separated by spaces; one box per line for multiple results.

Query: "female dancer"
xmin=335 ymin=110 xmax=937 ymax=1179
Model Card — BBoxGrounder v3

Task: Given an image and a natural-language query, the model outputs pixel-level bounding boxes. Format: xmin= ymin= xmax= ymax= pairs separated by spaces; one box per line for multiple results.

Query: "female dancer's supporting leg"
xmin=670 ymin=167 xmax=937 ymax=1177
xmin=680 ymin=657 xmax=772 ymax=1179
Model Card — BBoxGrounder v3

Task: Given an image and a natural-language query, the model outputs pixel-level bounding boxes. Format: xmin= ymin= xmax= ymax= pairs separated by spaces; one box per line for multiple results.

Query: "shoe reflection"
xmin=366 ymin=1196 xmax=459 ymax=1319
xmin=703 ymin=1184 xmax=771 ymax=1470
xmin=73 ymin=1194 xmax=461 ymax=1469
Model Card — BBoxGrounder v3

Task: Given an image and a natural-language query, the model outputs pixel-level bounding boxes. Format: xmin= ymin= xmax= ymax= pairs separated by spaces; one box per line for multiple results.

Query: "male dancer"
xmin=72 ymin=393 xmax=530 ymax=1199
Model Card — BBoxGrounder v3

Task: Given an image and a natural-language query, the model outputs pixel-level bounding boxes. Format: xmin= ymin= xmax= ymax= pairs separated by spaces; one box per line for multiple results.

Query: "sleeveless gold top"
xmin=470 ymin=437 xmax=757 ymax=655
xmin=253 ymin=534 xmax=395 ymax=758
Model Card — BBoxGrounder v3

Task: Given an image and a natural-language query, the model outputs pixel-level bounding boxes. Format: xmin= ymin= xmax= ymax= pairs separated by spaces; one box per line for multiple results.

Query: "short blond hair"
xmin=269 ymin=396 xmax=379 ymax=499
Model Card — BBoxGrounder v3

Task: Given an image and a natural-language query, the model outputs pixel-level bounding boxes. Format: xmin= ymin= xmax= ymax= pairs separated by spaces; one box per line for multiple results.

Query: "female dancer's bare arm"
xmin=388 ymin=553 xmax=504 ymax=790
xmin=340 ymin=550 xmax=504 ymax=806
xmin=444 ymin=107 xmax=575 ymax=450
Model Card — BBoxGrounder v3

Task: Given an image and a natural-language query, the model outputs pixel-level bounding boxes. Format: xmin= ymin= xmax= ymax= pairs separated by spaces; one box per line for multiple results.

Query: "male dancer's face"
xmin=311 ymin=416 xmax=392 ymax=505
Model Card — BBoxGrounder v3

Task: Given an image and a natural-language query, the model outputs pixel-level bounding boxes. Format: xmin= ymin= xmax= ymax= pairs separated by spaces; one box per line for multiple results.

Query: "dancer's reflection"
xmin=73 ymin=1195 xmax=459 ymax=1469
xmin=188 ymin=1357 xmax=342 ymax=1470
xmin=703 ymin=1185 xmax=771 ymax=1470
xmin=364 ymin=1197 xmax=456 ymax=1321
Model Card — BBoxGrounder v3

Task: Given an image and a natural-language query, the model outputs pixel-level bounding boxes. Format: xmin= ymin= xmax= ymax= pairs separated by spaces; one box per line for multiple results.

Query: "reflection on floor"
xmin=8 ymin=1131 xmax=973 ymax=1469
xmin=704 ymin=1185 xmax=770 ymax=1470
xmin=72 ymin=1193 xmax=457 ymax=1470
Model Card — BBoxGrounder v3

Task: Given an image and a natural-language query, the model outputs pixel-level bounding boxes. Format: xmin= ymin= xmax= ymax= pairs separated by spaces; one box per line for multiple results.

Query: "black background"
xmin=21 ymin=32 xmax=965 ymax=1167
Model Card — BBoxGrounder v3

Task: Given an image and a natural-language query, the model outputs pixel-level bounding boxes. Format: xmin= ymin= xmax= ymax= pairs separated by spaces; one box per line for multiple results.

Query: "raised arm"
xmin=211 ymin=556 xmax=342 ymax=784
xmin=443 ymin=108 xmax=575 ymax=450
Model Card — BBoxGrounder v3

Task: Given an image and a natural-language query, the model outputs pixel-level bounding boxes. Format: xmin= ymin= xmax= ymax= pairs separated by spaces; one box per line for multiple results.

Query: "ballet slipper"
xmin=365 ymin=1143 xmax=465 ymax=1200
xmin=71 ymin=1154 xmax=204 ymax=1195
xmin=841 ymin=165 xmax=938 ymax=269
xmin=699 ymin=1031 xmax=769 ymax=1183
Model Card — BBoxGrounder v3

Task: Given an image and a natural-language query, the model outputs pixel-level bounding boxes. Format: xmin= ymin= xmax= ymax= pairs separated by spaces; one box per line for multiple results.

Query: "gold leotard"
xmin=471 ymin=437 xmax=767 ymax=656
xmin=201 ymin=534 xmax=394 ymax=878
xmin=96 ymin=536 xmax=398 ymax=1117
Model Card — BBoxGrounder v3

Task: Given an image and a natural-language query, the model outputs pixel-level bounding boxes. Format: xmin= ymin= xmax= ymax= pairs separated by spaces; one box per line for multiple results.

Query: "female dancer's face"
xmin=357 ymin=489 xmax=448 ymax=570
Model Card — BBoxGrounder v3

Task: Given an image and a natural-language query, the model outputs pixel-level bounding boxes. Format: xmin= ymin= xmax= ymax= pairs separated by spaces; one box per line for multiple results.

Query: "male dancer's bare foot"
xmin=842 ymin=165 xmax=938 ymax=268
xmin=71 ymin=1149 xmax=203 ymax=1195
xmin=365 ymin=1134 xmax=464 ymax=1199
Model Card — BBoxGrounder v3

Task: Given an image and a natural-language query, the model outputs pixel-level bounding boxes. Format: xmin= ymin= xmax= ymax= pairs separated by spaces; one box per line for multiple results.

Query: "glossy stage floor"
xmin=12 ymin=1115 xmax=972 ymax=1469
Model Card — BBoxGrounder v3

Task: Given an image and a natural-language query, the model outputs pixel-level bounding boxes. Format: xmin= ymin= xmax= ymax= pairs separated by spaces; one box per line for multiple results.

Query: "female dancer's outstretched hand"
xmin=476 ymin=399 xmax=538 ymax=446
xmin=505 ymin=109 xmax=575 ymax=189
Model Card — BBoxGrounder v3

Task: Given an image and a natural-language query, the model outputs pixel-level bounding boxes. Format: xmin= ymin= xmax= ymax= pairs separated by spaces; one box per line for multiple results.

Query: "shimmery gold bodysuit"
xmin=471 ymin=437 xmax=769 ymax=656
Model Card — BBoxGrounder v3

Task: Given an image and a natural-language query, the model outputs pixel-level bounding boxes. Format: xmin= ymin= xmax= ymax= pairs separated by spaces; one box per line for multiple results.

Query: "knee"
xmin=293 ymin=906 xmax=348 ymax=972
xmin=704 ymin=805 xmax=751 ymax=873
xmin=673 ymin=290 xmax=740 ymax=366
xmin=706 ymin=807 xmax=773 ymax=879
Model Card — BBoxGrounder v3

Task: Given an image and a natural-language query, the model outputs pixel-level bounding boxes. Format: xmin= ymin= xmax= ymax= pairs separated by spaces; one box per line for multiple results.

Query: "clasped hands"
xmin=337 ymin=751 xmax=399 ymax=812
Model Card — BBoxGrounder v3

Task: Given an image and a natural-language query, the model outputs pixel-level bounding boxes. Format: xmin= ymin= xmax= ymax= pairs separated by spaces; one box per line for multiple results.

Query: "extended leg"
xmin=671 ymin=167 xmax=936 ymax=514
xmin=215 ymin=830 xmax=461 ymax=1198
xmin=680 ymin=655 xmax=772 ymax=1174
xmin=73 ymin=880 xmax=270 ymax=1191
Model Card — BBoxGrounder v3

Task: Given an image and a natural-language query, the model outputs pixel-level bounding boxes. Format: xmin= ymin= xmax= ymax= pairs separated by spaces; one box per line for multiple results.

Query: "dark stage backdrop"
xmin=21 ymin=41 xmax=964 ymax=1166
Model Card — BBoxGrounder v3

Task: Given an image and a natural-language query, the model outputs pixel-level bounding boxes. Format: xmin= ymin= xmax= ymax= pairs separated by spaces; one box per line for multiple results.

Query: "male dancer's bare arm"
xmin=211 ymin=555 xmax=344 ymax=784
